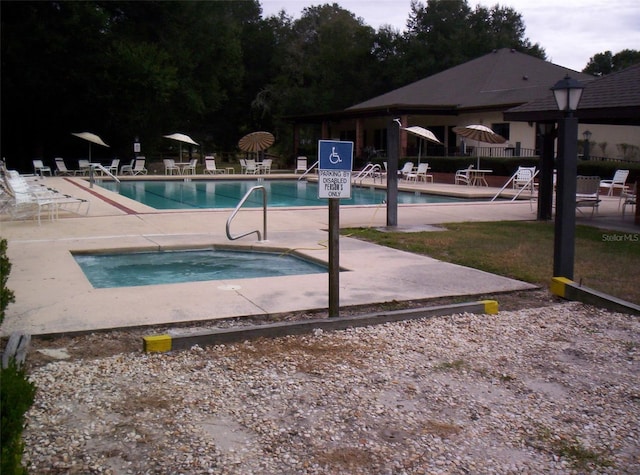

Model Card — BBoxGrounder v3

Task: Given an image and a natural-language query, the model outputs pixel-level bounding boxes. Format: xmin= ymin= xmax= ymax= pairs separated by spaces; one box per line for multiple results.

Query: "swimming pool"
xmin=100 ymin=179 xmax=465 ymax=209
xmin=73 ymin=248 xmax=327 ymax=288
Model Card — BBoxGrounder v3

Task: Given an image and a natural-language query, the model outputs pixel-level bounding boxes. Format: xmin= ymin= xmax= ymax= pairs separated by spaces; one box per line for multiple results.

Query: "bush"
xmin=1 ymin=237 xmax=35 ymax=474
xmin=1 ymin=363 xmax=36 ymax=475
xmin=1 ymin=238 xmax=16 ymax=326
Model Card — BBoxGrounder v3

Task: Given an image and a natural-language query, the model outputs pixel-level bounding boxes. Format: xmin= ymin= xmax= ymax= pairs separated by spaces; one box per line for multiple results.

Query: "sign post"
xmin=318 ymin=140 xmax=353 ymax=318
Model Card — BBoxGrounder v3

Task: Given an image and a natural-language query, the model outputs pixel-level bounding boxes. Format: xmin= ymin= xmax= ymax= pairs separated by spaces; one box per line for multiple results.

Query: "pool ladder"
xmin=226 ymin=185 xmax=268 ymax=242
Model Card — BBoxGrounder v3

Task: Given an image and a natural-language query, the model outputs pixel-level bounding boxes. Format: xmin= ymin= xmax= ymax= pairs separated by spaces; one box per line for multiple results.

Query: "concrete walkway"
xmin=1 ymin=175 xmax=635 ymax=336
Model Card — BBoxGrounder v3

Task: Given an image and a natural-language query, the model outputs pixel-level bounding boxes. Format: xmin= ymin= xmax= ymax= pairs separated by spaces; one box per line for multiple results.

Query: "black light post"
xmin=582 ymin=130 xmax=592 ymax=160
xmin=551 ymin=75 xmax=584 ymax=279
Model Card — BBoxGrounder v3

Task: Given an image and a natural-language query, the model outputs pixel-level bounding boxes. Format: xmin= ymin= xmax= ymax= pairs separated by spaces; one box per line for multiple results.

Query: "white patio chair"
xmin=621 ymin=182 xmax=636 ymax=217
xmin=78 ymin=159 xmax=90 ymax=176
xmin=163 ymin=158 xmax=179 ymax=175
xmin=261 ymin=158 xmax=272 ymax=174
xmin=182 ymin=158 xmax=198 ymax=175
xmin=33 ymin=160 xmax=52 ymax=177
xmin=576 ymin=175 xmax=600 ymax=217
xmin=455 ymin=165 xmax=473 ymax=185
xmin=406 ymin=163 xmax=432 ymax=182
xmin=512 ymin=166 xmax=537 ymax=191
xmin=599 ymin=169 xmax=629 ymax=196
xmin=107 ymin=158 xmax=120 ymax=175
xmin=244 ymin=159 xmax=258 ymax=174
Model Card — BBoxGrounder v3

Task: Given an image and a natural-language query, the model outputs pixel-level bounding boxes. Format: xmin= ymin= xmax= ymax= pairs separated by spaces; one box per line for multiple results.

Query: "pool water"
xmin=100 ymin=179 xmax=464 ymax=209
xmin=74 ymin=249 xmax=327 ymax=288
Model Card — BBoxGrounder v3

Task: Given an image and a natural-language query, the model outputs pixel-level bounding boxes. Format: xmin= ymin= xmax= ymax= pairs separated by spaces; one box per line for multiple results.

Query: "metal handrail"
xmin=88 ymin=163 xmax=120 ymax=189
xmin=491 ymin=169 xmax=539 ymax=201
xmin=297 ymin=160 xmax=319 ymax=180
xmin=352 ymin=163 xmax=382 ymax=184
xmin=226 ymin=185 xmax=267 ymax=242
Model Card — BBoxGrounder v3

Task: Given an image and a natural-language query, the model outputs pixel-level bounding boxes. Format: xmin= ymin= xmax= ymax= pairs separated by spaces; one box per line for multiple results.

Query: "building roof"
xmin=347 ymin=48 xmax=594 ymax=113
xmin=505 ymin=63 xmax=640 ymax=125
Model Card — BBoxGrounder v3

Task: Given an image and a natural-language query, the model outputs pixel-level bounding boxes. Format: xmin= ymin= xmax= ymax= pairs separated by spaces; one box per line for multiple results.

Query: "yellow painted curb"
xmin=481 ymin=300 xmax=499 ymax=314
xmin=143 ymin=334 xmax=172 ymax=353
xmin=550 ymin=277 xmax=574 ymax=298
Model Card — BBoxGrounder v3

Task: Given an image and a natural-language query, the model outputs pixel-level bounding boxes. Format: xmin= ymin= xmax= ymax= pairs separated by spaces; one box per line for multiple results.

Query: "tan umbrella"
xmin=403 ymin=126 xmax=441 ymax=164
xmin=452 ymin=124 xmax=506 ymax=169
xmin=163 ymin=133 xmax=199 ymax=161
xmin=238 ymin=131 xmax=275 ymax=154
xmin=71 ymin=132 xmax=109 ymax=162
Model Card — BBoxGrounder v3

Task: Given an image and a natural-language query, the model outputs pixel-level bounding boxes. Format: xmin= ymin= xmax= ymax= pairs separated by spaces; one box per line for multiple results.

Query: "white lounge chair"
xmin=131 ymin=158 xmax=148 ymax=175
xmin=78 ymin=159 xmax=91 ymax=176
xmin=204 ymin=156 xmax=225 ymax=174
xmin=399 ymin=162 xmax=414 ymax=180
xmin=54 ymin=158 xmax=77 ymax=176
xmin=295 ymin=157 xmax=307 ymax=174
xmin=599 ymin=169 xmax=629 ymax=196
xmin=33 ymin=160 xmax=52 ymax=177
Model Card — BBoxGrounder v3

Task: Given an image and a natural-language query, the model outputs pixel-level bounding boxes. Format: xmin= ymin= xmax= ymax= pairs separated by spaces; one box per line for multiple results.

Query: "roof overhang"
xmin=284 ymin=104 xmax=459 ymax=123
xmin=505 ymin=106 xmax=640 ymax=125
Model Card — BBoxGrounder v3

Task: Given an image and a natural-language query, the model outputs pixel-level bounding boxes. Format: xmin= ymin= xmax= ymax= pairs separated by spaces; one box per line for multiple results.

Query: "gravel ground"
xmin=22 ymin=298 xmax=640 ymax=474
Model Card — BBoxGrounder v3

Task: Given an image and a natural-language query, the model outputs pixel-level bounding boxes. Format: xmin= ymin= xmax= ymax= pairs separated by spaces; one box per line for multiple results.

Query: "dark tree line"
xmin=5 ymin=0 xmax=628 ymax=169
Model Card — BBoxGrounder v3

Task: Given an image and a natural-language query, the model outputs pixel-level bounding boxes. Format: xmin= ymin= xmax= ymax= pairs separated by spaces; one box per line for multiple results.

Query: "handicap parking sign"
xmin=318 ymin=140 xmax=353 ymax=199
xmin=318 ymin=140 xmax=353 ymax=171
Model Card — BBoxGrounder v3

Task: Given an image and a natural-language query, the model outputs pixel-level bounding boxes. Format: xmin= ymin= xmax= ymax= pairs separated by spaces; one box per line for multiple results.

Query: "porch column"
xmin=355 ymin=118 xmax=364 ymax=159
xmin=537 ymin=123 xmax=556 ymax=221
xmin=321 ymin=121 xmax=329 ymax=139
xmin=293 ymin=124 xmax=300 ymax=159
xmin=400 ymin=115 xmax=408 ymax=157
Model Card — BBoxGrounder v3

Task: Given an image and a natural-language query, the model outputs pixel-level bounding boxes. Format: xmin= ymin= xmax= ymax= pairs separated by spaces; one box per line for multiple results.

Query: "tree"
xmin=583 ymin=49 xmax=640 ymax=76
xmin=401 ymin=0 xmax=545 ymax=82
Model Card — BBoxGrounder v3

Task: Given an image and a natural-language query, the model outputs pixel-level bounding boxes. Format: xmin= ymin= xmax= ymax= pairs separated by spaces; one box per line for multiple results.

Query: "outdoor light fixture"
xmin=583 ymin=130 xmax=592 ymax=141
xmin=551 ymin=75 xmax=584 ymax=113
xmin=551 ymin=75 xmax=585 ymax=280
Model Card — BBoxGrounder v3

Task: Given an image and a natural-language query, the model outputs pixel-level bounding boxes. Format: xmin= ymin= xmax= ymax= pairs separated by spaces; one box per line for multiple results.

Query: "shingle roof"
xmin=347 ymin=48 xmax=594 ymax=112
xmin=505 ymin=63 xmax=640 ymax=124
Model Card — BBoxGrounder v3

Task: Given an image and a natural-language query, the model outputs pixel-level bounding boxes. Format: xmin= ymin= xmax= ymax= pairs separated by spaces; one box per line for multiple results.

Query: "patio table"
xmin=468 ymin=169 xmax=492 ymax=186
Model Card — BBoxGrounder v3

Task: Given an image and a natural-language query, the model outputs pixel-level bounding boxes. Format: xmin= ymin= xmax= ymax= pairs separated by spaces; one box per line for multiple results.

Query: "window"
xmin=492 ymin=123 xmax=510 ymax=140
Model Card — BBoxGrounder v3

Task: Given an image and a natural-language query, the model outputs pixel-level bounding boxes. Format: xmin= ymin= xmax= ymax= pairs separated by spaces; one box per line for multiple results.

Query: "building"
xmin=290 ymin=48 xmax=638 ymax=163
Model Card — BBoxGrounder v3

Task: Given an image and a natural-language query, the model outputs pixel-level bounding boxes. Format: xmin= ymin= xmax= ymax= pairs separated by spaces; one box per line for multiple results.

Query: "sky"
xmin=260 ymin=0 xmax=640 ymax=72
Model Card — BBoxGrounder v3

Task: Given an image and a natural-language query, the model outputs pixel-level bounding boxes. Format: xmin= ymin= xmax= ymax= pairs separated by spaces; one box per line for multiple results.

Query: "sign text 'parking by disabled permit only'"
xmin=318 ymin=140 xmax=353 ymax=199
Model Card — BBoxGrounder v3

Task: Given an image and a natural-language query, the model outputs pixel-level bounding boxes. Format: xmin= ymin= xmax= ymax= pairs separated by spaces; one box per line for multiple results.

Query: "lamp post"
xmin=582 ymin=130 xmax=592 ymax=160
xmin=134 ymin=136 xmax=141 ymax=157
xmin=551 ymin=75 xmax=584 ymax=279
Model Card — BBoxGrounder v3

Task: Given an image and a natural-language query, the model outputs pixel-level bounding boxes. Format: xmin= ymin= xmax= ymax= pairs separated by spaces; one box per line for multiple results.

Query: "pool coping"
xmin=4 ymin=175 xmax=630 ymax=337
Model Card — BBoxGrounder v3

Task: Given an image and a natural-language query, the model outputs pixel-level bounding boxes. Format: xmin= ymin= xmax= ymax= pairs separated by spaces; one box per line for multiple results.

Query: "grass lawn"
xmin=343 ymin=221 xmax=640 ymax=305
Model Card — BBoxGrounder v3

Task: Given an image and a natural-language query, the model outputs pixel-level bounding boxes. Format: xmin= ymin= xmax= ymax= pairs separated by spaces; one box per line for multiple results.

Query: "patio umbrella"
xmin=238 ymin=131 xmax=275 ymax=160
xmin=163 ymin=133 xmax=199 ymax=161
xmin=452 ymin=124 xmax=506 ymax=169
xmin=403 ymin=126 xmax=441 ymax=164
xmin=71 ymin=132 xmax=109 ymax=162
